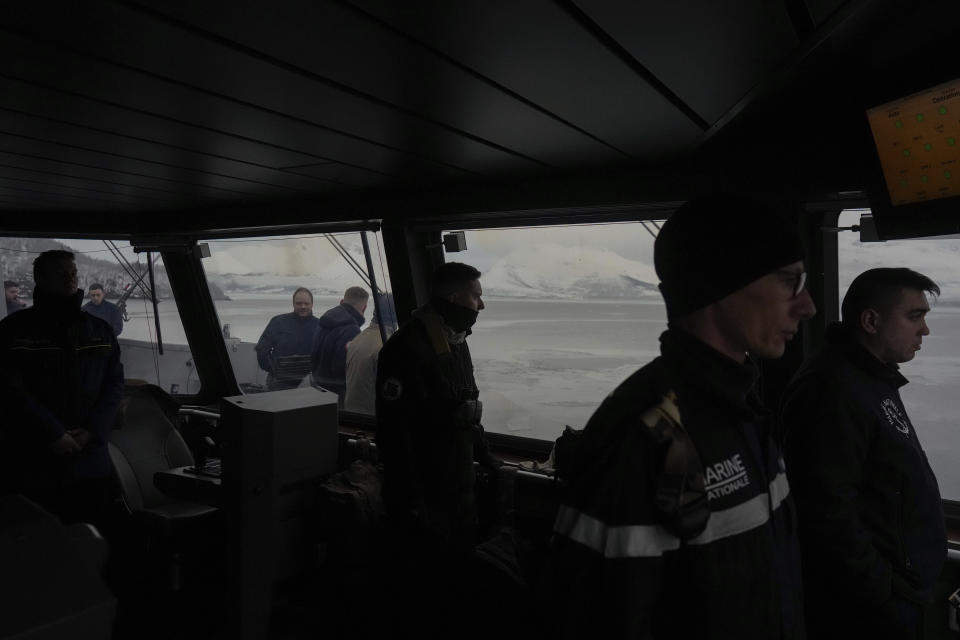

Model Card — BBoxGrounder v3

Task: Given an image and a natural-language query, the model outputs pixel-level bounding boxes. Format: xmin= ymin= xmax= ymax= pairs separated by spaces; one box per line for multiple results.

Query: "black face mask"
xmin=431 ymin=296 xmax=479 ymax=332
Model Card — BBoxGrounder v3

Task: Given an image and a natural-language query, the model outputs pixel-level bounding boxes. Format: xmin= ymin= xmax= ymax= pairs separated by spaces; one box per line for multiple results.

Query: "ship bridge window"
xmin=198 ymin=231 xmax=392 ymax=409
xmin=0 ymin=237 xmax=198 ymax=395
xmin=442 ymin=222 xmax=664 ymax=442
xmin=838 ymin=209 xmax=960 ymax=501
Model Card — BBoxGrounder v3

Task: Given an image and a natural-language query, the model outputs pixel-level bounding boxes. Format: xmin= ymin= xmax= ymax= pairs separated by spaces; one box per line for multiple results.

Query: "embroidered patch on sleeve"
xmin=381 ymin=377 xmax=403 ymax=401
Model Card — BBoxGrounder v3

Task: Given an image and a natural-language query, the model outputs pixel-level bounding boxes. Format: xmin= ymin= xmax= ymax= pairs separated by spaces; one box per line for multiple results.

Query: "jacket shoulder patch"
xmin=881 ymin=398 xmax=910 ymax=435
xmin=381 ymin=377 xmax=402 ymax=401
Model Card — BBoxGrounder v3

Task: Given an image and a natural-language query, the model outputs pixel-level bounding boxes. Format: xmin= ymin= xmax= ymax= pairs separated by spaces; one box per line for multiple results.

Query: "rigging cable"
xmin=147 ymin=251 xmax=164 ymax=356
xmin=142 ymin=291 xmax=161 ymax=385
xmin=639 ymin=221 xmax=658 ymax=240
xmin=361 ymin=232 xmax=387 ymax=344
xmin=332 ymin=234 xmax=373 ymax=280
xmin=374 ymin=232 xmax=389 ymax=292
xmin=323 ymin=235 xmax=374 ymax=290
xmin=102 ymin=241 xmax=140 ymax=283
xmin=104 ymin=241 xmax=154 ymax=300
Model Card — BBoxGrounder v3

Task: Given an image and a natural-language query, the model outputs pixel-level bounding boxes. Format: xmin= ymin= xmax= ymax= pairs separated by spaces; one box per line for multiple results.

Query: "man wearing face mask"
xmin=0 ymin=250 xmax=123 ymax=527
xmin=375 ymin=262 xmax=501 ymax=629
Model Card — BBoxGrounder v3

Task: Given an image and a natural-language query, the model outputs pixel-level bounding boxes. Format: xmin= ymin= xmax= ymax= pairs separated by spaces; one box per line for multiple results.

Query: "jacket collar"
xmin=825 ymin=322 xmax=908 ymax=389
xmin=31 ymin=286 xmax=84 ymax=317
xmin=340 ymin=302 xmax=365 ymax=325
xmin=660 ymin=328 xmax=760 ymax=415
xmin=415 ymin=302 xmax=470 ymax=343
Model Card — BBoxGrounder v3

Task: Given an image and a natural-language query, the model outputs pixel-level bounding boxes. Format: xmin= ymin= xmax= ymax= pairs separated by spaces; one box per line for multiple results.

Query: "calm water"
xmin=120 ymin=295 xmax=960 ymax=500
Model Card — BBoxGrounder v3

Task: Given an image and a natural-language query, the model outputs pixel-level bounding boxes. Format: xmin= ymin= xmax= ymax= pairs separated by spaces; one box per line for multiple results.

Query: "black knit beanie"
xmin=654 ymin=194 xmax=804 ymax=321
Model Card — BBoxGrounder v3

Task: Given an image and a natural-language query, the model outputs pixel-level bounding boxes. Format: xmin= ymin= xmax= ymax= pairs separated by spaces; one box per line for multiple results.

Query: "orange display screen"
xmin=867 ymin=79 xmax=960 ymax=206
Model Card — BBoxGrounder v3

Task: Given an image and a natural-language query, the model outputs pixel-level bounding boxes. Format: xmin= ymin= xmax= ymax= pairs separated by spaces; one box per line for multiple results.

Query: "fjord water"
xmin=122 ymin=295 xmax=960 ymax=501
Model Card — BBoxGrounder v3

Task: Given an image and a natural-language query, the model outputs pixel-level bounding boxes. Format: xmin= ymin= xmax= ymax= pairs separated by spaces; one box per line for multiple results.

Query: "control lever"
xmin=195 ymin=436 xmax=217 ymax=467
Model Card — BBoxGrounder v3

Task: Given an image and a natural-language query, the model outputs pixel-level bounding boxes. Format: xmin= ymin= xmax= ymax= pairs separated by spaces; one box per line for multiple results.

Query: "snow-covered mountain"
xmin=204 ymin=238 xmax=377 ymax=296
xmin=481 ymin=243 xmax=660 ymax=299
xmin=200 ymin=231 xmax=960 ymax=303
xmin=838 ymin=235 xmax=960 ymax=305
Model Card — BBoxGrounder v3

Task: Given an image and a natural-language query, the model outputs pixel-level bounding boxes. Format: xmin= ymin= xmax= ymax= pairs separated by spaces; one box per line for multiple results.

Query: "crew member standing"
xmin=549 ymin=194 xmax=815 ymax=639
xmin=0 ymin=250 xmax=124 ymax=527
xmin=782 ymin=268 xmax=946 ymax=639
xmin=82 ymin=283 xmax=124 ymax=336
xmin=376 ymin=262 xmax=501 ymax=634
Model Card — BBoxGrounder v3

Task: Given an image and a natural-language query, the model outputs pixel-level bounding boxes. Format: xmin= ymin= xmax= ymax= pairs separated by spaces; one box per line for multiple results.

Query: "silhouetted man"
xmin=376 ymin=262 xmax=501 ymax=635
xmin=255 ymin=287 xmax=319 ymax=390
xmin=311 ymin=286 xmax=368 ymax=401
xmin=549 ymin=194 xmax=815 ymax=639
xmin=782 ymin=268 xmax=946 ymax=639
xmin=0 ymin=250 xmax=123 ymax=526
xmin=82 ymin=282 xmax=123 ymax=336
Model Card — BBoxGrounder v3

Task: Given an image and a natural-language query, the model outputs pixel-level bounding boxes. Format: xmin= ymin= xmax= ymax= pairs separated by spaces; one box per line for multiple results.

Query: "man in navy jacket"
xmin=311 ymin=286 xmax=368 ymax=402
xmin=782 ymin=268 xmax=946 ymax=639
xmin=0 ymin=250 xmax=124 ymax=526
xmin=255 ymin=287 xmax=320 ymax=390
xmin=82 ymin=282 xmax=124 ymax=336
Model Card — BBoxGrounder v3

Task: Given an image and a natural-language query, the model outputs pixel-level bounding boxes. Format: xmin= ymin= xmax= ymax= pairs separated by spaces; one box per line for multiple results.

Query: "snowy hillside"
xmin=481 ymin=243 xmax=661 ymax=299
xmin=838 ymin=235 xmax=960 ymax=305
xmin=204 ymin=238 xmax=375 ymax=296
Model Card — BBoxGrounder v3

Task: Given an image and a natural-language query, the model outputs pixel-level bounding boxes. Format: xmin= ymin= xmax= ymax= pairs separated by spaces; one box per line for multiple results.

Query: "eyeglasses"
xmin=774 ymin=269 xmax=807 ymax=298
xmin=789 ymin=271 xmax=807 ymax=298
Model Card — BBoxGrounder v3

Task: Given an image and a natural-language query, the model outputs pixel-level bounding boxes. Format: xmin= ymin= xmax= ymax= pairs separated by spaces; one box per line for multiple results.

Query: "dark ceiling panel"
xmin=343 ymin=0 xmax=704 ymax=159
xmin=0 ymin=148 xmax=190 ymax=202
xmin=0 ymin=166 xmax=172 ymax=205
xmin=280 ymin=163 xmax=384 ymax=187
xmin=1 ymin=1 xmax=553 ymax=176
xmin=574 ymin=0 xmax=800 ymax=125
xmin=0 ymin=176 xmax=136 ymax=209
xmin=125 ymin=0 xmax=627 ymax=167
xmin=807 ymin=0 xmax=850 ymax=25
xmin=0 ymin=125 xmax=294 ymax=199
xmin=0 ymin=32 xmax=469 ymax=185
xmin=0 ymin=75 xmax=349 ymax=174
xmin=0 ymin=144 xmax=227 ymax=204
xmin=0 ymin=105 xmax=345 ymax=193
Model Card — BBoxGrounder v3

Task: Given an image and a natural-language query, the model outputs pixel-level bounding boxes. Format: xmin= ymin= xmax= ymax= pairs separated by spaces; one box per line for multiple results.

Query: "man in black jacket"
xmin=0 ymin=250 xmax=124 ymax=527
xmin=375 ymin=262 xmax=501 ymax=633
xmin=782 ymin=268 xmax=945 ymax=639
xmin=549 ymin=194 xmax=815 ymax=639
xmin=311 ymin=285 xmax=367 ymax=402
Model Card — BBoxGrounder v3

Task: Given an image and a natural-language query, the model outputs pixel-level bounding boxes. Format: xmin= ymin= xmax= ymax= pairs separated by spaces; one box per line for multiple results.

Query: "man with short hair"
xmin=0 ymin=250 xmax=123 ymax=526
xmin=782 ymin=268 xmax=946 ymax=639
xmin=549 ymin=194 xmax=815 ymax=639
xmin=344 ymin=293 xmax=397 ymax=415
xmin=375 ymin=262 xmax=501 ymax=633
xmin=82 ymin=282 xmax=123 ymax=336
xmin=4 ymin=280 xmax=24 ymax=316
xmin=310 ymin=286 xmax=368 ymax=401
xmin=254 ymin=287 xmax=320 ymax=390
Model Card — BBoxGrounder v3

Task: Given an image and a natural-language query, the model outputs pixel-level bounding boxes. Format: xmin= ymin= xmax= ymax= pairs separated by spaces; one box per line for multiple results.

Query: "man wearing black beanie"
xmin=375 ymin=261 xmax=502 ymax=636
xmin=550 ymin=193 xmax=816 ymax=639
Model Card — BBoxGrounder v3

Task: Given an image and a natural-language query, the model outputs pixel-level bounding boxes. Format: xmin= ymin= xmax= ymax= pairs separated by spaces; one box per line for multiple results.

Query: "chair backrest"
xmin=108 ymin=385 xmax=194 ymax=511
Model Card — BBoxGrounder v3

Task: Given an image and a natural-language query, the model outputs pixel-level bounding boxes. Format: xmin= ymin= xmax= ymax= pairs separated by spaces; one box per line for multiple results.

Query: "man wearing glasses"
xmin=782 ymin=268 xmax=945 ymax=640
xmin=549 ymin=193 xmax=815 ymax=639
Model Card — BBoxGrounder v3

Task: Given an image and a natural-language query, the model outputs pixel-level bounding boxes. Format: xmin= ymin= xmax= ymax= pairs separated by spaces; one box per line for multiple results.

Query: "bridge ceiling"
xmin=0 ymin=0 xmax=954 ymax=232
